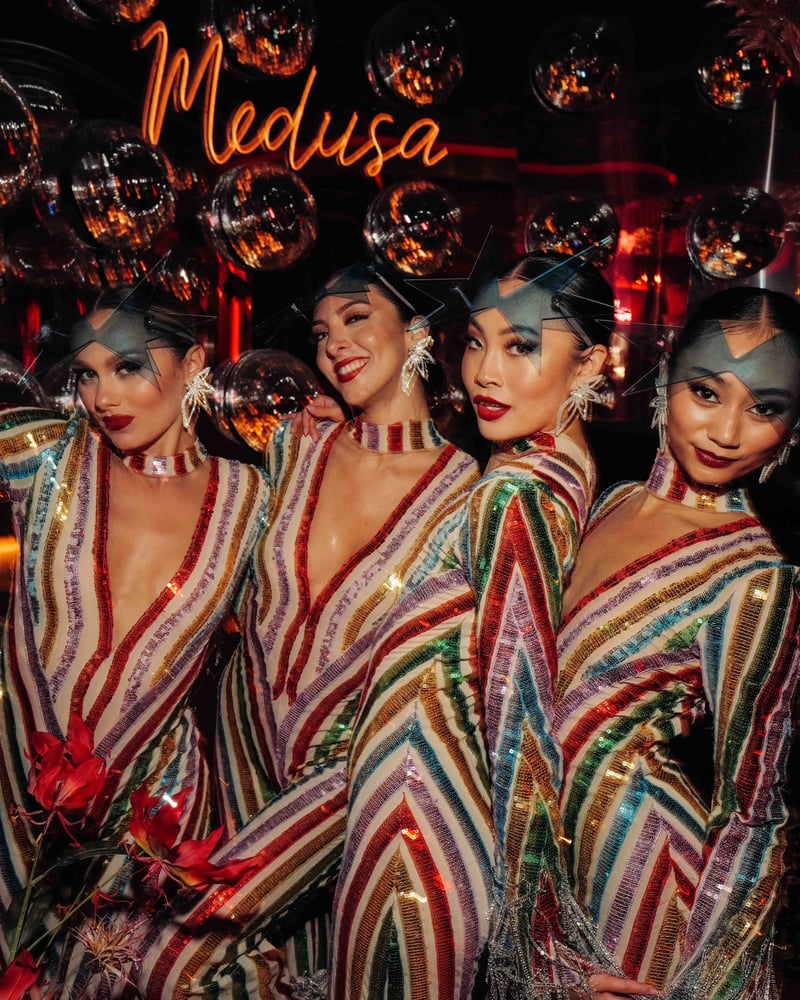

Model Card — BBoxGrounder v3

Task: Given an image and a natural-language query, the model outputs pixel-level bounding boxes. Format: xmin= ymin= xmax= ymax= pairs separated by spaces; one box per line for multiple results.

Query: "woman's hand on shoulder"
xmin=289 ymin=395 xmax=346 ymax=441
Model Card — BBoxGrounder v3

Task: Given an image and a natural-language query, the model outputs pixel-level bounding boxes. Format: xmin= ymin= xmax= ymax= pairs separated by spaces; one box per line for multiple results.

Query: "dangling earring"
xmin=400 ymin=334 xmax=435 ymax=396
xmin=649 ymin=342 xmax=672 ymax=452
xmin=554 ymin=375 xmax=615 ymax=435
xmin=181 ymin=367 xmax=213 ymax=432
xmin=759 ymin=420 xmax=800 ymax=483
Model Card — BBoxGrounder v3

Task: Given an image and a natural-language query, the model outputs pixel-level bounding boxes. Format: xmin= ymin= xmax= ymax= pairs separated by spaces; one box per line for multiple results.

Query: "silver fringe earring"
xmin=759 ymin=420 xmax=800 ymax=483
xmin=649 ymin=344 xmax=671 ymax=452
xmin=181 ymin=367 xmax=213 ymax=431
xmin=554 ymin=374 xmax=615 ymax=435
xmin=400 ymin=334 xmax=435 ymax=396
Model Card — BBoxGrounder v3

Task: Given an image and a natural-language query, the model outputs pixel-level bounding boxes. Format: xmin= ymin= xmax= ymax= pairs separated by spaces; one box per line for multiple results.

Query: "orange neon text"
xmin=135 ymin=21 xmax=448 ymax=178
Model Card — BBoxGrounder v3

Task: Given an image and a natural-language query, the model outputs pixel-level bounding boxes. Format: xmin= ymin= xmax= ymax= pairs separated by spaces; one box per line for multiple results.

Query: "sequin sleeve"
xmin=470 ymin=444 xmax=598 ymax=996
xmin=672 ymin=562 xmax=800 ymax=993
xmin=0 ymin=407 xmax=70 ymax=497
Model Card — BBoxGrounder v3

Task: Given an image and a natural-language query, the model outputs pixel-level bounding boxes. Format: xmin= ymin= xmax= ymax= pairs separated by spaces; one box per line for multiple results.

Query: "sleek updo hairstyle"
xmin=70 ymin=283 xmax=200 ymax=362
xmin=501 ymin=251 xmax=616 ymax=351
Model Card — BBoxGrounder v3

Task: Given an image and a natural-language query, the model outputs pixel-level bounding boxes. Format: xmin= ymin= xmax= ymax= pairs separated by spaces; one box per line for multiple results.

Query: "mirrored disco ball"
xmin=366 ymin=1 xmax=464 ymax=107
xmin=0 ymin=351 xmax=51 ymax=410
xmin=0 ymin=72 xmax=40 ymax=213
xmin=216 ymin=0 xmax=317 ymax=78
xmin=37 ymin=356 xmax=85 ymax=415
xmin=50 ymin=0 xmax=163 ymax=23
xmin=36 ymin=120 xmax=177 ymax=251
xmin=200 ymin=162 xmax=318 ymax=272
xmin=696 ymin=32 xmax=788 ymax=112
xmin=208 ymin=348 xmax=322 ymax=451
xmin=525 ymin=191 xmax=619 ymax=265
xmin=687 ymin=186 xmax=784 ymax=279
xmin=364 ymin=179 xmax=463 ymax=275
xmin=530 ymin=15 xmax=623 ymax=113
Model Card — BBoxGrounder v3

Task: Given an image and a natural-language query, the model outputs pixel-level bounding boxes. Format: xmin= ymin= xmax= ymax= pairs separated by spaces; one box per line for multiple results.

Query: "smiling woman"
xmin=133 ymin=256 xmax=483 ymax=1000
xmin=550 ymin=286 xmax=800 ymax=1000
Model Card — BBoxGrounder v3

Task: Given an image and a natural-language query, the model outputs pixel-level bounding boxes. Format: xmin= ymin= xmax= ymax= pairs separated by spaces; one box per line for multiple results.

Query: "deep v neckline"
xmin=299 ymin=423 xmax=450 ymax=610
xmin=93 ymin=440 xmax=217 ymax=652
xmin=559 ymin=491 xmax=759 ymax=627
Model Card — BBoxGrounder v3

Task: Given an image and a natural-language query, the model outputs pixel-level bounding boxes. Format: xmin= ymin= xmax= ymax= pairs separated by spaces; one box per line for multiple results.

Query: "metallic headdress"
xmin=69 ymin=256 xmax=213 ymax=385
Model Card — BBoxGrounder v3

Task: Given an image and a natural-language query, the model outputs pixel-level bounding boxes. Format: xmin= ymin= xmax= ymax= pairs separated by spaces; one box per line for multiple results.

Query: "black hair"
xmin=495 ymin=251 xmax=615 ymax=350
xmin=672 ymin=285 xmax=800 ymax=374
xmin=677 ymin=286 xmax=800 ymax=563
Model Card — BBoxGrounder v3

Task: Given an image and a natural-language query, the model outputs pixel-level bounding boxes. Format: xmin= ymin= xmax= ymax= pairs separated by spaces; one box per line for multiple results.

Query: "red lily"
xmin=25 ymin=714 xmax=107 ymax=837
xmin=0 ymin=950 xmax=41 ymax=1000
xmin=127 ymin=786 xmax=261 ymax=892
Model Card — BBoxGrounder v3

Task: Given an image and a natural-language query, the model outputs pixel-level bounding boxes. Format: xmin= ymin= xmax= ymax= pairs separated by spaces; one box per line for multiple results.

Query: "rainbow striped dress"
xmin=329 ymin=432 xmax=598 ymax=1000
xmin=552 ymin=451 xmax=800 ymax=1000
xmin=136 ymin=417 xmax=480 ymax=999
xmin=0 ymin=407 xmax=269 ymax=984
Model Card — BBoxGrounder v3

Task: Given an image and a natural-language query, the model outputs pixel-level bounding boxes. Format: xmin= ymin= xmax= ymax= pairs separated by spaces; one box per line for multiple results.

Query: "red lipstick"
xmin=694 ymin=446 xmax=734 ymax=469
xmin=103 ymin=415 xmax=133 ymax=431
xmin=472 ymin=395 xmax=510 ymax=422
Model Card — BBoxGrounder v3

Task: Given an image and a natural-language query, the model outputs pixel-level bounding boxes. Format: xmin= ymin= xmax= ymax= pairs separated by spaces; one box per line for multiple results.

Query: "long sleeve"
xmin=470 ymin=439 xmax=598 ymax=997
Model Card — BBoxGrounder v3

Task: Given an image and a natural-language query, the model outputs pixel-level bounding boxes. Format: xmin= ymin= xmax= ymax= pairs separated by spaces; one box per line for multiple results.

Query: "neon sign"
xmin=135 ymin=21 xmax=449 ymax=178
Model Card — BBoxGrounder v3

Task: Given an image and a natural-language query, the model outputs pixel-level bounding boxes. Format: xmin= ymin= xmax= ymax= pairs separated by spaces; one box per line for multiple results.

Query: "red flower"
xmin=0 ymin=950 xmax=41 ymax=1000
xmin=127 ymin=786 xmax=261 ymax=892
xmin=25 ymin=714 xmax=107 ymax=834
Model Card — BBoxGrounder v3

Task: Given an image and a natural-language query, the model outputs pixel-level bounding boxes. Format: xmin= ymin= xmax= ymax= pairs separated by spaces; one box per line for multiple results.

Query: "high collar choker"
xmin=491 ymin=433 xmax=556 ymax=457
xmin=346 ymin=417 xmax=446 ymax=453
xmin=117 ymin=439 xmax=210 ymax=477
xmin=645 ymin=450 xmax=755 ymax=515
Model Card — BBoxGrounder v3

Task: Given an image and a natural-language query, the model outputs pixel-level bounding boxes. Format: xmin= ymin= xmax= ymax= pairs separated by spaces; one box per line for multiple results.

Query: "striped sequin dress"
xmin=0 ymin=407 xmax=269 ymax=981
xmin=553 ymin=452 xmax=800 ymax=1000
xmin=329 ymin=432 xmax=598 ymax=1000
xmin=137 ymin=417 xmax=480 ymax=999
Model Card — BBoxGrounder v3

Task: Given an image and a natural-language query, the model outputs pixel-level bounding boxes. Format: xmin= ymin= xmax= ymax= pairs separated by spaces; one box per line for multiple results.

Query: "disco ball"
xmin=208 ymin=348 xmax=322 ymax=451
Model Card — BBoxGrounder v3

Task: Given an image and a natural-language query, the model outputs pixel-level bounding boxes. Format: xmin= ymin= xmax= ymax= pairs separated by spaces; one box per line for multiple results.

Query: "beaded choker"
xmin=346 ymin=417 xmax=446 ymax=453
xmin=645 ymin=450 xmax=755 ymax=515
xmin=491 ymin=433 xmax=555 ymax=457
xmin=118 ymin=439 xmax=210 ymax=477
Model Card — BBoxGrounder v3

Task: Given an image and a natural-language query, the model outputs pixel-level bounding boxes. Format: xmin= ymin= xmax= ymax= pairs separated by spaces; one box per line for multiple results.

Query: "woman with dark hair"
xmin=325 ymin=250 xmax=654 ymax=1000
xmin=136 ymin=257 xmax=482 ymax=999
xmin=0 ymin=282 xmax=270 ymax=992
xmin=550 ymin=285 xmax=800 ymax=1000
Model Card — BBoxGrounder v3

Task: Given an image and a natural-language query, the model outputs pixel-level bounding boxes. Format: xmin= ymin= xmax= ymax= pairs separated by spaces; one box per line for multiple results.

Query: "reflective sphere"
xmin=15 ymin=80 xmax=80 ymax=142
xmin=49 ymin=0 xmax=162 ymax=23
xmin=156 ymin=244 xmax=217 ymax=310
xmin=696 ymin=32 xmax=788 ymax=111
xmin=37 ymin=356 xmax=83 ymax=415
xmin=5 ymin=224 xmax=98 ymax=288
xmin=200 ymin=162 xmax=318 ymax=272
xmin=366 ymin=2 xmax=464 ymax=107
xmin=530 ymin=16 xmax=622 ymax=113
xmin=365 ymin=179 xmax=463 ymax=275
xmin=209 ymin=348 xmax=321 ymax=451
xmin=35 ymin=120 xmax=177 ymax=251
xmin=0 ymin=73 xmax=40 ymax=213
xmin=216 ymin=0 xmax=317 ymax=78
xmin=0 ymin=350 xmax=51 ymax=410
xmin=81 ymin=0 xmax=162 ymax=23
xmin=687 ymin=187 xmax=784 ymax=279
xmin=45 ymin=0 xmax=104 ymax=25
xmin=525 ymin=191 xmax=619 ymax=265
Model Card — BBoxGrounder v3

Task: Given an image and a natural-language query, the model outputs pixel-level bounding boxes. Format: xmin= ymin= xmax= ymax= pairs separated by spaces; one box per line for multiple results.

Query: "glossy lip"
xmin=472 ymin=394 xmax=510 ymax=422
xmin=334 ymin=357 xmax=369 ymax=383
xmin=693 ymin=445 xmax=735 ymax=469
xmin=102 ymin=415 xmax=134 ymax=432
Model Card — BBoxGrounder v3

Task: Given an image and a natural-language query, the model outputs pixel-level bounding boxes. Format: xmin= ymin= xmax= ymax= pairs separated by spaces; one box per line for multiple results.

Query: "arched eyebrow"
xmin=686 ymin=366 xmax=795 ymax=403
xmin=467 ymin=313 xmax=541 ymax=342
